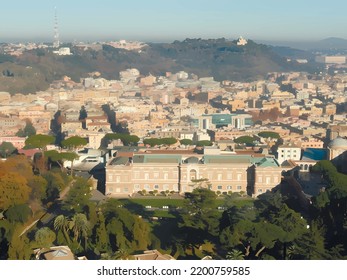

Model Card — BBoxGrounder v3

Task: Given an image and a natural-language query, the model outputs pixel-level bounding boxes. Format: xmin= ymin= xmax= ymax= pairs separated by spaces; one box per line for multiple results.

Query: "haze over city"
xmin=2 ymin=0 xmax=347 ymax=272
xmin=1 ymin=0 xmax=347 ymax=42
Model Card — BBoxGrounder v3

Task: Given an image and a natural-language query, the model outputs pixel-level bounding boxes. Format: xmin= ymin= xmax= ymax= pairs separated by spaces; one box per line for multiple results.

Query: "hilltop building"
xmin=237 ymin=36 xmax=248 ymax=46
xmin=53 ymin=47 xmax=72 ymax=56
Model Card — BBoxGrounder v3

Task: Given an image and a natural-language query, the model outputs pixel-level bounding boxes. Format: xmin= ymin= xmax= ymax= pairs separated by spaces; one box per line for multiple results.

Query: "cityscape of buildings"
xmin=1 ymin=10 xmax=347 ymax=262
xmin=1 ymin=63 xmax=347 ymax=198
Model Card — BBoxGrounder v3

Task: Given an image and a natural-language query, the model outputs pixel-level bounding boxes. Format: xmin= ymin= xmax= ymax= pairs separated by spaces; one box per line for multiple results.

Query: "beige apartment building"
xmin=328 ymin=125 xmax=347 ymax=141
xmin=18 ymin=110 xmax=52 ymax=121
xmin=227 ymin=99 xmax=246 ymax=112
xmin=251 ymin=157 xmax=283 ymax=195
xmin=0 ymin=136 xmax=26 ymax=149
xmin=0 ymin=92 xmax=11 ymax=104
xmin=324 ymin=104 xmax=337 ymax=115
xmin=296 ymin=138 xmax=324 ymax=149
xmin=105 ymin=153 xmax=283 ymax=197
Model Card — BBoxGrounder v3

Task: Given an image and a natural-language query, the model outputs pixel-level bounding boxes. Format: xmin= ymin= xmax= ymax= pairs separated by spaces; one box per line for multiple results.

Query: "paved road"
xmin=58 ymin=179 xmax=76 ymax=200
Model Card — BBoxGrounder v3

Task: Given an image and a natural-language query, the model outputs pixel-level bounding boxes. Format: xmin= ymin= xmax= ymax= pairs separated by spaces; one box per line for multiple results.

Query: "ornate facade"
xmin=106 ymin=153 xmax=283 ymax=197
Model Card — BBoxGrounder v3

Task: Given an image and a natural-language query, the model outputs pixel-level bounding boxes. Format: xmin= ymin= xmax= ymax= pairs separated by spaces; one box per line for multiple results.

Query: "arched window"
xmin=190 ymin=169 xmax=197 ymax=180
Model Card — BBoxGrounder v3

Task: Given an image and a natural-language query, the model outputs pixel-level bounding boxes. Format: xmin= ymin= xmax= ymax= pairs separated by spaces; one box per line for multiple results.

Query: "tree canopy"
xmin=4 ymin=204 xmax=32 ymax=224
xmin=179 ymin=188 xmax=220 ymax=247
xmin=16 ymin=119 xmax=36 ymax=137
xmin=258 ymin=131 xmax=280 ymax=139
xmin=0 ymin=142 xmax=16 ymax=158
xmin=143 ymin=137 xmax=177 ymax=147
xmin=25 ymin=134 xmax=55 ymax=150
xmin=105 ymin=133 xmax=140 ymax=146
xmin=234 ymin=136 xmax=256 ymax=146
xmin=180 ymin=139 xmax=193 ymax=146
xmin=63 ymin=177 xmax=92 ymax=213
xmin=45 ymin=150 xmax=79 ymax=172
xmin=35 ymin=227 xmax=56 ymax=248
xmin=195 ymin=140 xmax=213 ymax=146
xmin=61 ymin=136 xmax=87 ymax=150
xmin=0 ymin=173 xmax=30 ymax=211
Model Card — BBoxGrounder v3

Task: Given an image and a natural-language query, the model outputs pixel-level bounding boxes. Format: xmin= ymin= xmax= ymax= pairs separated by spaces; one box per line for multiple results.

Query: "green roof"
xmin=211 ymin=114 xmax=233 ymax=125
xmin=110 ymin=157 xmax=129 ymax=165
xmin=133 ymin=154 xmax=182 ymax=164
xmin=203 ymin=155 xmax=251 ymax=164
xmin=252 ymin=157 xmax=279 ymax=167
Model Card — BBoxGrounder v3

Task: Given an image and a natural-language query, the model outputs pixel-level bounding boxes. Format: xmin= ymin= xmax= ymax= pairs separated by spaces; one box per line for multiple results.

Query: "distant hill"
xmin=315 ymin=37 xmax=347 ymax=50
xmin=0 ymin=38 xmax=319 ymax=94
xmin=257 ymin=37 xmax=347 ymax=51
xmin=270 ymin=46 xmax=315 ymax=60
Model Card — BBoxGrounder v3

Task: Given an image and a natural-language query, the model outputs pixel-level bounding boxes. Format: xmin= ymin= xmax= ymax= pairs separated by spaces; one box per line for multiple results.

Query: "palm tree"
xmin=70 ymin=213 xmax=89 ymax=247
xmin=113 ymin=248 xmax=131 ymax=260
xmin=100 ymin=249 xmax=132 ymax=260
xmin=286 ymin=245 xmax=296 ymax=260
xmin=54 ymin=215 xmax=71 ymax=243
xmin=226 ymin=249 xmax=245 ymax=260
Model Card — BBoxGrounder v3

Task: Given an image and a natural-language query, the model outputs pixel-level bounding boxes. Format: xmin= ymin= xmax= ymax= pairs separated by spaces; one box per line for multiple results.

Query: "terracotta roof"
xmin=35 ymin=246 xmax=75 ymax=260
xmin=87 ymin=122 xmax=109 ymax=126
xmin=133 ymin=250 xmax=175 ymax=260
xmin=117 ymin=152 xmax=134 ymax=157
xmin=88 ymin=115 xmax=107 ymax=120
xmin=18 ymin=148 xmax=40 ymax=157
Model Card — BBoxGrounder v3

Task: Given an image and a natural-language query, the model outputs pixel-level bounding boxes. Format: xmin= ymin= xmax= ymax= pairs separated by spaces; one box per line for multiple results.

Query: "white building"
xmin=295 ymin=90 xmax=311 ymax=100
xmin=277 ymin=144 xmax=302 ymax=164
xmin=237 ymin=36 xmax=248 ymax=46
xmin=315 ymin=56 xmax=346 ymax=64
xmin=53 ymin=47 xmax=72 ymax=56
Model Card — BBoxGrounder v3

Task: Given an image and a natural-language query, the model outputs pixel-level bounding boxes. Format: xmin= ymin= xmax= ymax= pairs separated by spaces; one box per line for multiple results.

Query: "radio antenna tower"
xmin=53 ymin=7 xmax=60 ymax=48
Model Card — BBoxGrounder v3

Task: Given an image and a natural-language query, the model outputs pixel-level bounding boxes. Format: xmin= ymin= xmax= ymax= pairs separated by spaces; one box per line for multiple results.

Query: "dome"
xmin=328 ymin=137 xmax=347 ymax=149
xmin=184 ymin=156 xmax=200 ymax=164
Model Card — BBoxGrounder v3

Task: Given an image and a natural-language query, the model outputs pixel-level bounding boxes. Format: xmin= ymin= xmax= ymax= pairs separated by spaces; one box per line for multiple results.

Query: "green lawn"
xmin=119 ymin=198 xmax=184 ymax=208
xmin=151 ymin=210 xmax=176 ymax=218
xmin=118 ymin=197 xmax=254 ymax=215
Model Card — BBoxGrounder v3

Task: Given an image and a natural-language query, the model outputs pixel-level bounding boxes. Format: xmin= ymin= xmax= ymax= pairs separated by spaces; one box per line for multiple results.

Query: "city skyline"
xmin=1 ymin=0 xmax=347 ymax=43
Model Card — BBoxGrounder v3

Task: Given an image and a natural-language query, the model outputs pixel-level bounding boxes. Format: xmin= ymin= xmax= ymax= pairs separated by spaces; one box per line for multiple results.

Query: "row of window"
xmin=186 ymin=185 xmax=243 ymax=191
xmin=280 ymin=150 xmax=299 ymax=154
xmin=190 ymin=174 xmax=243 ymax=181
xmin=134 ymin=184 xmax=178 ymax=190
xmin=107 ymin=185 xmax=247 ymax=194
xmin=258 ymin=176 xmax=279 ymax=184
xmin=216 ymin=185 xmax=242 ymax=190
xmin=110 ymin=174 xmax=245 ymax=181
xmin=134 ymin=173 xmax=178 ymax=180
xmin=280 ymin=155 xmax=300 ymax=158
xmin=301 ymin=144 xmax=323 ymax=148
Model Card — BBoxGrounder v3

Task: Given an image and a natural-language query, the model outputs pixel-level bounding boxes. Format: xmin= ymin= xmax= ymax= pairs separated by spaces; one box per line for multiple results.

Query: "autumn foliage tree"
xmin=0 ymin=173 xmax=30 ymax=211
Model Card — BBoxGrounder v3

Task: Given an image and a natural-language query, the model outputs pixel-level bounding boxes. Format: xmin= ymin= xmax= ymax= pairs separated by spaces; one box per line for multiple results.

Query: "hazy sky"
xmin=1 ymin=0 xmax=346 ymax=43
